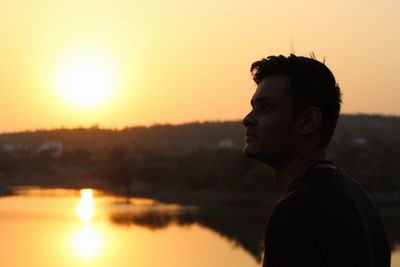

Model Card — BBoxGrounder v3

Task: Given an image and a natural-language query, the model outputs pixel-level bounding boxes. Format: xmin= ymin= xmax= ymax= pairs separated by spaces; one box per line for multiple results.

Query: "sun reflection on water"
xmin=72 ymin=189 xmax=104 ymax=259
xmin=76 ymin=189 xmax=95 ymax=223
xmin=72 ymin=225 xmax=103 ymax=259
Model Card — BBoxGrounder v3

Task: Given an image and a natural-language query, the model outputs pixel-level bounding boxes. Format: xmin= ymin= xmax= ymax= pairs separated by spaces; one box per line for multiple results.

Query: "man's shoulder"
xmin=284 ymin=167 xmax=367 ymax=204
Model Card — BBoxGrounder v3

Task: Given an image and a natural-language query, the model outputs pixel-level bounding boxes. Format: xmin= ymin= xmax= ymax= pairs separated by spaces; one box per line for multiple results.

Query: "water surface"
xmin=0 ymin=187 xmax=398 ymax=267
xmin=0 ymin=187 xmax=259 ymax=267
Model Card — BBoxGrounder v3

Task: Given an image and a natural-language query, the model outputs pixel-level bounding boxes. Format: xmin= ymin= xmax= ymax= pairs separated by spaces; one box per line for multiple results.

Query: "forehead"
xmin=252 ymin=75 xmax=291 ymax=102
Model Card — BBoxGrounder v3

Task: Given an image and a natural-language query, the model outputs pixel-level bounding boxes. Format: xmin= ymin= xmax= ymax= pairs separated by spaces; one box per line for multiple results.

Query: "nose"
xmin=242 ymin=110 xmax=256 ymax=127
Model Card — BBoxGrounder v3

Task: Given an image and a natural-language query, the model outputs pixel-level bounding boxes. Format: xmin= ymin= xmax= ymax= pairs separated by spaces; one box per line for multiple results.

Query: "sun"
xmin=54 ymin=49 xmax=118 ymax=108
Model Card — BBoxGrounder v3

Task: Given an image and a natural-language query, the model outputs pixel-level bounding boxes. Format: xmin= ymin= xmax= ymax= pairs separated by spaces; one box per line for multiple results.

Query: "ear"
xmin=299 ymin=106 xmax=322 ymax=135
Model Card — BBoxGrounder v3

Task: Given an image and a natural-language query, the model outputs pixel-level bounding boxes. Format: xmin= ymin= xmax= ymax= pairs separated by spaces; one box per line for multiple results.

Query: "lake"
xmin=0 ymin=187 xmax=261 ymax=267
xmin=0 ymin=187 xmax=398 ymax=267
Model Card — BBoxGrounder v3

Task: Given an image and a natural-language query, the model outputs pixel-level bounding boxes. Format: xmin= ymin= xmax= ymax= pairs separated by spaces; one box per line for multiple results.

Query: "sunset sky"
xmin=1 ymin=0 xmax=399 ymax=133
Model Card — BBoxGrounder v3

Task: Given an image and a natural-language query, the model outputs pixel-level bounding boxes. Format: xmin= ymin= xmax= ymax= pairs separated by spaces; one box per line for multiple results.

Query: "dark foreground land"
xmin=1 ymin=114 xmax=400 ymax=203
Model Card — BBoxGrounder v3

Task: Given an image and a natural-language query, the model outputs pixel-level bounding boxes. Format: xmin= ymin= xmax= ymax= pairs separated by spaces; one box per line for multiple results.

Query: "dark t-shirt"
xmin=262 ymin=167 xmax=391 ymax=267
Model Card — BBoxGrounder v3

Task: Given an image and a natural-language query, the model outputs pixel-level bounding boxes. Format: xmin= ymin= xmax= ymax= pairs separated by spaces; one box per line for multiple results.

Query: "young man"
xmin=242 ymin=55 xmax=391 ymax=267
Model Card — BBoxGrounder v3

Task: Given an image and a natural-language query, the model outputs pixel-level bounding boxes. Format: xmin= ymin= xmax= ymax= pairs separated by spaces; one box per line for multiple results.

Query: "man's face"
xmin=242 ymin=75 xmax=300 ymax=165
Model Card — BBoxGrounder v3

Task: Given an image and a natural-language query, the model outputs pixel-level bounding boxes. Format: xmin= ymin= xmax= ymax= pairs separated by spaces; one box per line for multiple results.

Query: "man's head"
xmin=242 ymin=54 xmax=342 ymax=165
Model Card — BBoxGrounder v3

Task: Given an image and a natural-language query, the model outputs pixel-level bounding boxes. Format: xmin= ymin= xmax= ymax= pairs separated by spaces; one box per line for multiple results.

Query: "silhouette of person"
xmin=242 ymin=54 xmax=391 ymax=267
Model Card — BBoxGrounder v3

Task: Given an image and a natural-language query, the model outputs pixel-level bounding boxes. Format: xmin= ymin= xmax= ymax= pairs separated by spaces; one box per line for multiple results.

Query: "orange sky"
xmin=1 ymin=0 xmax=400 ymax=133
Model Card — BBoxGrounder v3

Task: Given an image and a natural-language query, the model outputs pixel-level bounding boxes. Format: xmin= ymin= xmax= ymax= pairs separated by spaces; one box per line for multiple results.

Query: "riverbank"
xmin=0 ymin=170 xmax=277 ymax=208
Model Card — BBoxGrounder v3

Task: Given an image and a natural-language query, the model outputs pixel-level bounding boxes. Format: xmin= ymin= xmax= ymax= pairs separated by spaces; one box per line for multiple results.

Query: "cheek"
xmin=258 ymin=118 xmax=293 ymax=146
xmin=258 ymin=117 xmax=287 ymax=136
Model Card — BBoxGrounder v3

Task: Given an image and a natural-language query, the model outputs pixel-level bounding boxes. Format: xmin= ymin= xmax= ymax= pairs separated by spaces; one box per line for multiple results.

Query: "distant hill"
xmin=0 ymin=121 xmax=243 ymax=155
xmin=1 ymin=114 xmax=399 ymax=154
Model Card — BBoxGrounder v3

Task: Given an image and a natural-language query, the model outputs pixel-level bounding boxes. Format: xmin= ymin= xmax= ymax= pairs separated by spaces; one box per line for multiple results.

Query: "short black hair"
xmin=250 ymin=54 xmax=342 ymax=148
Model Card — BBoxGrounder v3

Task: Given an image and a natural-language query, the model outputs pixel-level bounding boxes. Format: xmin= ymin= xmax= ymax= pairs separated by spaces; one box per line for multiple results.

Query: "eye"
xmin=252 ymin=103 xmax=272 ymax=113
xmin=261 ymin=104 xmax=272 ymax=112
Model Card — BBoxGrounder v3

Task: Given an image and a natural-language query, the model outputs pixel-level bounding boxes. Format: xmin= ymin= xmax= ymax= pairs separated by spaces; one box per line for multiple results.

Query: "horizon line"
xmin=0 ymin=112 xmax=399 ymax=135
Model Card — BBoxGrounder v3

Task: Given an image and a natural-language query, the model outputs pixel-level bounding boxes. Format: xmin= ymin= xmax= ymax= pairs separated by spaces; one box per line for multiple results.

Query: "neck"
xmin=270 ymin=145 xmax=328 ymax=189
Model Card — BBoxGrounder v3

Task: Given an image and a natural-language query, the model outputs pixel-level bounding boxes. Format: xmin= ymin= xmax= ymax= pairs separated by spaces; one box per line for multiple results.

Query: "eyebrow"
xmin=251 ymin=96 xmax=273 ymax=106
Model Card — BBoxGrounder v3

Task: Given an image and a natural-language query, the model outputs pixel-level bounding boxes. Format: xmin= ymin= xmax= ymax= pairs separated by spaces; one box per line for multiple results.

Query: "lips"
xmin=245 ymin=130 xmax=258 ymax=137
xmin=245 ymin=130 xmax=258 ymax=142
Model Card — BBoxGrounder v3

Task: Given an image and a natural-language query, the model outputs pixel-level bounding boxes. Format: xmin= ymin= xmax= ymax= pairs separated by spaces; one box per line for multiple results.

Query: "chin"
xmin=243 ymin=144 xmax=261 ymax=161
xmin=243 ymin=144 xmax=276 ymax=166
